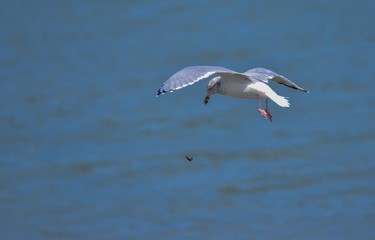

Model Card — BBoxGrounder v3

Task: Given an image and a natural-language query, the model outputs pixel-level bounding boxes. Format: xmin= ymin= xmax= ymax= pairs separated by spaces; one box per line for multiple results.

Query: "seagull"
xmin=156 ymin=66 xmax=308 ymax=122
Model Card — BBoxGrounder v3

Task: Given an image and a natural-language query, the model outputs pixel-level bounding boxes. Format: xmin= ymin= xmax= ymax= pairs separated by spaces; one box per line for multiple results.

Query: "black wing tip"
xmin=156 ymin=89 xmax=166 ymax=96
xmin=297 ymin=88 xmax=309 ymax=93
xmin=298 ymin=87 xmax=309 ymax=93
xmin=294 ymin=87 xmax=309 ymax=93
xmin=283 ymin=83 xmax=309 ymax=93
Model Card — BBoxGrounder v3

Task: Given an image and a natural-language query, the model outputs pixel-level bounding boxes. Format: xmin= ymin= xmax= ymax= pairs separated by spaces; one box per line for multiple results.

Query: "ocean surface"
xmin=1 ymin=1 xmax=375 ymax=239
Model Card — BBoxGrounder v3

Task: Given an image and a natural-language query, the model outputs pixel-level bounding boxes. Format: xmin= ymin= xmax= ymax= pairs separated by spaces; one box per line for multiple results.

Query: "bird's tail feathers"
xmin=269 ymin=94 xmax=290 ymax=107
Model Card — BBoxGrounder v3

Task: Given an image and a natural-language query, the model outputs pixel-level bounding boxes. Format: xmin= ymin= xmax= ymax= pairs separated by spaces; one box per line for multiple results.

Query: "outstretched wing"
xmin=156 ymin=66 xmax=237 ymax=96
xmin=243 ymin=67 xmax=308 ymax=92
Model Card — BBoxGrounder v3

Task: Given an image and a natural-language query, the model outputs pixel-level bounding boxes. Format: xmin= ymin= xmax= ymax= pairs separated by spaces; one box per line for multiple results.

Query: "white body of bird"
xmin=216 ymin=76 xmax=290 ymax=108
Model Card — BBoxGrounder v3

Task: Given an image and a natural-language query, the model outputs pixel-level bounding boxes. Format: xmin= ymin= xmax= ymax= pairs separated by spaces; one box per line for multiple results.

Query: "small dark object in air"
xmin=185 ymin=155 xmax=193 ymax=161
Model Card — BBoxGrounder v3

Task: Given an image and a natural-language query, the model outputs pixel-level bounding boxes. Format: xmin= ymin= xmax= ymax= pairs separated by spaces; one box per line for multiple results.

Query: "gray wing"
xmin=157 ymin=66 xmax=238 ymax=96
xmin=243 ymin=67 xmax=308 ymax=92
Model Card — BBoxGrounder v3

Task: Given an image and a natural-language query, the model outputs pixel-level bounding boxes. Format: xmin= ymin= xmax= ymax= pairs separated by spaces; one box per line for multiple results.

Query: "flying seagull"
xmin=156 ymin=66 xmax=308 ymax=121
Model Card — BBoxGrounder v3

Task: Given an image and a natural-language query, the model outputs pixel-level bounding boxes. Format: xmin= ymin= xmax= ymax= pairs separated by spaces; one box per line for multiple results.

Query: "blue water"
xmin=1 ymin=1 xmax=375 ymax=239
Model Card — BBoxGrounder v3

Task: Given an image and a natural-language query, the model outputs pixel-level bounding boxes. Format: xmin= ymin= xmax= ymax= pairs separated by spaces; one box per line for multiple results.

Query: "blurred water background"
xmin=1 ymin=0 xmax=375 ymax=239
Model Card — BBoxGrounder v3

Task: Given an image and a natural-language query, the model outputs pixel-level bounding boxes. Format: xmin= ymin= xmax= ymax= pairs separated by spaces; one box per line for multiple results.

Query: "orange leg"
xmin=258 ymin=98 xmax=268 ymax=120
xmin=265 ymin=98 xmax=273 ymax=122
